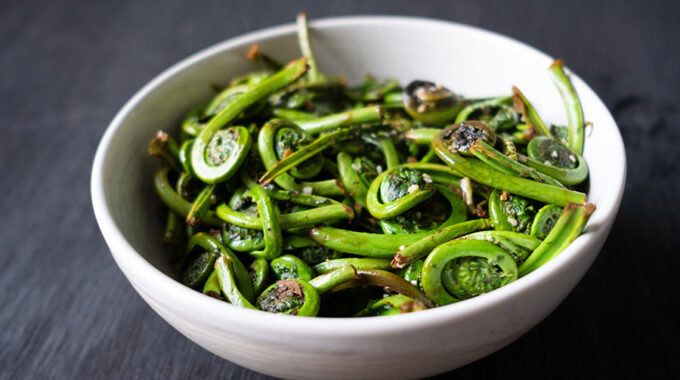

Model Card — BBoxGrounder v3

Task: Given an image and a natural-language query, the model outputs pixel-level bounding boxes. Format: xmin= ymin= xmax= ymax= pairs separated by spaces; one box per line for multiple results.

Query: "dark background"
xmin=1 ymin=0 xmax=678 ymax=378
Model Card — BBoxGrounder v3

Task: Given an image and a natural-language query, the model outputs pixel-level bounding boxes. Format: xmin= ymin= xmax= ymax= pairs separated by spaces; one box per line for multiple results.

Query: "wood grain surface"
xmin=1 ymin=0 xmax=678 ymax=378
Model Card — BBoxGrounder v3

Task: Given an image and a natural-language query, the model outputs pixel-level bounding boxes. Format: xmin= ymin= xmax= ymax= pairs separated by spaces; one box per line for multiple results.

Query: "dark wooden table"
xmin=2 ymin=0 xmax=678 ymax=378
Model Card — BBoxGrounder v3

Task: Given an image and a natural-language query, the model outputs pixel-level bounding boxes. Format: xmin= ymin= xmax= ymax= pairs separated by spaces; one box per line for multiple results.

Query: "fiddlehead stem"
xmin=247 ymin=185 xmax=283 ymax=260
xmin=512 ymin=86 xmax=552 ymax=136
xmin=178 ymin=139 xmax=194 ymax=174
xmin=337 ymin=152 xmax=369 ymax=208
xmin=296 ymin=12 xmax=324 ymax=83
xmin=215 ymin=255 xmax=257 ymax=309
xmin=202 ymin=270 xmax=222 ymax=299
xmin=314 ymin=258 xmax=393 ymax=274
xmin=378 ymin=137 xmax=400 ymax=169
xmin=186 ymin=183 xmax=216 ymax=226
xmin=379 ymin=184 xmax=467 ymax=235
xmin=162 ymin=211 xmax=183 ymax=246
xmin=296 ymin=106 xmax=383 ymax=134
xmin=249 ymin=258 xmax=269 ymax=295
xmin=259 ymin=126 xmax=357 ymax=185
xmin=519 ymin=202 xmax=595 ymax=275
xmin=181 ymin=104 xmax=208 ymax=137
xmin=354 ymin=294 xmax=427 ymax=316
xmin=216 ymin=202 xmax=353 ymax=230
xmin=393 ymin=219 xmax=491 ymax=268
xmin=470 ymin=140 xmax=565 ymax=187
xmin=149 ymin=131 xmax=180 ymax=171
xmin=153 ymin=168 xmax=222 ymax=227
xmin=459 ymin=231 xmax=541 ymax=251
xmin=549 ymin=59 xmax=585 ymax=155
xmin=190 ymin=233 xmax=255 ymax=302
xmin=404 ymin=127 xmax=441 ymax=146
xmin=330 ymin=269 xmax=435 ymax=308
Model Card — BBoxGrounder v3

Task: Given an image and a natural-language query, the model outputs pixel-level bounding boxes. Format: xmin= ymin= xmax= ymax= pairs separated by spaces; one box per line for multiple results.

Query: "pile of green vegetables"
xmin=150 ymin=14 xmax=594 ymax=317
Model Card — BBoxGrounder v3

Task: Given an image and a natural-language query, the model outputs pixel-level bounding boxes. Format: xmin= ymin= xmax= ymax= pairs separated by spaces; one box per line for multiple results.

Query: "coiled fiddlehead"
xmin=379 ymin=184 xmax=467 ymax=235
xmin=488 ymin=189 xmax=536 ymax=234
xmin=402 ymin=80 xmax=464 ymax=125
xmin=530 ymin=204 xmax=563 ymax=240
xmin=519 ymin=136 xmax=589 ymax=185
xmin=421 ymin=239 xmax=518 ymax=305
xmin=439 ymin=121 xmax=496 ymax=155
xmin=257 ymin=118 xmax=344 ymax=196
xmin=256 ymin=265 xmax=359 ymax=316
xmin=190 ymin=58 xmax=308 ymax=183
xmin=366 ymin=167 xmax=436 ymax=219
xmin=455 ymin=96 xmax=520 ymax=130
xmin=270 ymin=254 xmax=315 ymax=281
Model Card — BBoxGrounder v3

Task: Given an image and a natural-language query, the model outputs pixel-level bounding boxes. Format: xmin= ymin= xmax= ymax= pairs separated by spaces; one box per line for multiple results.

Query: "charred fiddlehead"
xmin=402 ymin=80 xmax=464 ymax=125
xmin=256 ymin=265 xmax=359 ymax=316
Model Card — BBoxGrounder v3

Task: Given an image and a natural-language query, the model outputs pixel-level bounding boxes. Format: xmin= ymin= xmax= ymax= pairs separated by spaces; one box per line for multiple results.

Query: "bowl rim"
xmin=91 ymin=15 xmax=626 ymax=340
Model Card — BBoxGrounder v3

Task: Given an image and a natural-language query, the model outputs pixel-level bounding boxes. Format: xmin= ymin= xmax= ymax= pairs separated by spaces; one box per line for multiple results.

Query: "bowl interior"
xmin=93 ymin=17 xmax=624 ymax=321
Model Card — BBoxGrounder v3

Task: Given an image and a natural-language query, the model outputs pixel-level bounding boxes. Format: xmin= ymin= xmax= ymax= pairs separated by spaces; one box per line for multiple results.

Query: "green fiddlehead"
xmin=455 ymin=96 xmax=519 ymax=130
xmin=529 ymin=204 xmax=563 ymax=239
xmin=488 ymin=189 xmax=537 ymax=234
xmin=366 ymin=167 xmax=436 ymax=219
xmin=256 ymin=265 xmax=359 ymax=316
xmin=379 ymin=184 xmax=467 ymax=235
xmin=270 ymin=254 xmax=315 ymax=281
xmin=257 ymin=118 xmax=344 ymax=196
xmin=520 ymin=136 xmax=588 ymax=185
xmin=191 ymin=58 xmax=308 ymax=183
xmin=422 ymin=239 xmax=518 ymax=305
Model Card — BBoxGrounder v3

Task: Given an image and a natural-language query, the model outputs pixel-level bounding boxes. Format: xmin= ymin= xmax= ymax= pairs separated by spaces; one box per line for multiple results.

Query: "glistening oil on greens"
xmin=149 ymin=13 xmax=595 ymax=317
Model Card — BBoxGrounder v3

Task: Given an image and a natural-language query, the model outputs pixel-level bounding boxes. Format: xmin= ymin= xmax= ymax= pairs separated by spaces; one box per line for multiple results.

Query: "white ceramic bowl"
xmin=91 ymin=16 xmax=625 ymax=379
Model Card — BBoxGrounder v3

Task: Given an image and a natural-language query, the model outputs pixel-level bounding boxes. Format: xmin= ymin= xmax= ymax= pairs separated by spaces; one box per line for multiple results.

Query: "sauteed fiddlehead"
xmin=149 ymin=14 xmax=595 ymax=317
